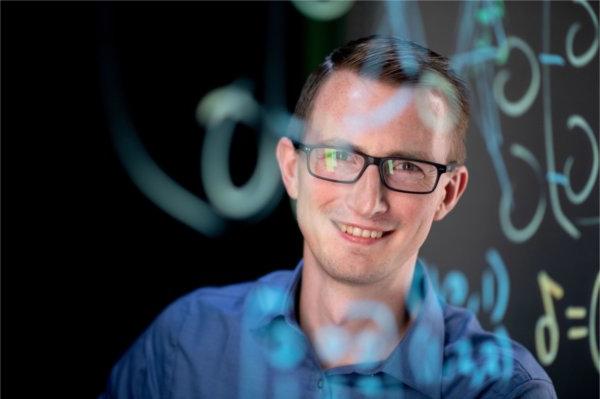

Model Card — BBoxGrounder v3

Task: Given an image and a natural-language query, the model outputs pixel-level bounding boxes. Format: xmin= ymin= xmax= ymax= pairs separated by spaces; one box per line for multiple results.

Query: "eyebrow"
xmin=314 ymin=138 xmax=434 ymax=161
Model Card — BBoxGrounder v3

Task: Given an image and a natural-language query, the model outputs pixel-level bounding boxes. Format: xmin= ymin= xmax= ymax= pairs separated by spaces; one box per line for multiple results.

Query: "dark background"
xmin=2 ymin=2 xmax=598 ymax=398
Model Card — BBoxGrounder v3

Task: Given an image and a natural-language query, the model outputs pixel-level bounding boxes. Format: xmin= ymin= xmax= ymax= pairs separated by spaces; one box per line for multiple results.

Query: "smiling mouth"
xmin=335 ymin=222 xmax=388 ymax=239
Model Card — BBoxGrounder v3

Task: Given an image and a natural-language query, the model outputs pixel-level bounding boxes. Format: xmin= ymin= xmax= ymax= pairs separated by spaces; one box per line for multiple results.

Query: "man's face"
xmin=278 ymin=70 xmax=467 ymax=286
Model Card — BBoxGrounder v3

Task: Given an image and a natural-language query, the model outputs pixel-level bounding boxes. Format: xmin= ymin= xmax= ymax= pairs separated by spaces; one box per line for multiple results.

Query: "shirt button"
xmin=317 ymin=378 xmax=324 ymax=389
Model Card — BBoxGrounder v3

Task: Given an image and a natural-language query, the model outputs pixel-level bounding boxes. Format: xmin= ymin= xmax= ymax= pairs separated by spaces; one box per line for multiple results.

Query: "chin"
xmin=322 ymin=260 xmax=389 ymax=286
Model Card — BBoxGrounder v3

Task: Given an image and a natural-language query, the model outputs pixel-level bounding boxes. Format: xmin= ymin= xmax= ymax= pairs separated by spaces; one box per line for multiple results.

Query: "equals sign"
xmin=565 ymin=307 xmax=588 ymax=339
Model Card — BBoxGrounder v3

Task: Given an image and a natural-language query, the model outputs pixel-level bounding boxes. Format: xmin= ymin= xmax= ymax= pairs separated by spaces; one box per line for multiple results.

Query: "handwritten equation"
xmin=535 ymin=270 xmax=599 ymax=372
xmin=457 ymin=0 xmax=599 ymax=244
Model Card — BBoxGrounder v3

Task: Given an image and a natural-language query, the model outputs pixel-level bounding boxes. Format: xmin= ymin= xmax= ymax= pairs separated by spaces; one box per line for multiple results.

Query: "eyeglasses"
xmin=292 ymin=140 xmax=458 ymax=194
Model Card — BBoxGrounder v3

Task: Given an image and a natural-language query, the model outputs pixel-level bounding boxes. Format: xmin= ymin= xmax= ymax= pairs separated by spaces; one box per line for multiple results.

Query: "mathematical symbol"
xmin=567 ymin=327 xmax=588 ymax=340
xmin=565 ymin=306 xmax=589 ymax=340
xmin=538 ymin=53 xmax=565 ymax=66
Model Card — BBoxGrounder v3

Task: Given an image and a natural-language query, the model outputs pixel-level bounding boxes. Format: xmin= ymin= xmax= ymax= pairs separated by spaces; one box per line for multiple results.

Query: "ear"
xmin=276 ymin=137 xmax=299 ymax=199
xmin=433 ymin=166 xmax=468 ymax=221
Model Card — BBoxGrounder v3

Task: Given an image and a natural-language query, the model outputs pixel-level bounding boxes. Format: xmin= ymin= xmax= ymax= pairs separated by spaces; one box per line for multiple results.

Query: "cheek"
xmin=299 ymin=175 xmax=339 ymax=208
xmin=295 ymin=177 xmax=334 ymax=228
xmin=393 ymin=196 xmax=439 ymax=225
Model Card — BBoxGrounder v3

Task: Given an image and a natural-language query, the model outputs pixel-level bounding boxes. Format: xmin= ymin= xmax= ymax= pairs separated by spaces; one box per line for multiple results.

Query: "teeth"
xmin=338 ymin=223 xmax=385 ymax=239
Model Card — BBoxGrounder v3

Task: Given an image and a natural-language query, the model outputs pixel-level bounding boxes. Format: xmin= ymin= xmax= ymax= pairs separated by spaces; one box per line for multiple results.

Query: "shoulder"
xmin=102 ymin=269 xmax=295 ymax=398
xmin=175 ymin=269 xmax=295 ymax=314
xmin=441 ymin=304 xmax=556 ymax=398
xmin=156 ymin=269 xmax=296 ymax=334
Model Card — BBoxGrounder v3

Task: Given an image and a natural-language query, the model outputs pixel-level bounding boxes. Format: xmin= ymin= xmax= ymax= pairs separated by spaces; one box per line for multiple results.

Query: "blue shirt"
xmin=100 ymin=260 xmax=556 ymax=398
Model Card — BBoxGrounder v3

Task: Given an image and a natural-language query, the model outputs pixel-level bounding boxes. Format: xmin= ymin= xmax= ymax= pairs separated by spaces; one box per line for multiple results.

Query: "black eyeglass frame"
xmin=292 ymin=140 xmax=458 ymax=194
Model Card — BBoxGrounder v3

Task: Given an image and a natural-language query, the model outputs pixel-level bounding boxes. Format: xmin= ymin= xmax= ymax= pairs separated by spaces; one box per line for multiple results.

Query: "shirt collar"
xmin=246 ymin=259 xmax=445 ymax=399
xmin=245 ymin=259 xmax=304 ymax=331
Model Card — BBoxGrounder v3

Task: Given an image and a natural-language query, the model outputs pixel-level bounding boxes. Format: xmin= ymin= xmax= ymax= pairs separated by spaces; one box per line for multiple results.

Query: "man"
xmin=101 ymin=36 xmax=556 ymax=398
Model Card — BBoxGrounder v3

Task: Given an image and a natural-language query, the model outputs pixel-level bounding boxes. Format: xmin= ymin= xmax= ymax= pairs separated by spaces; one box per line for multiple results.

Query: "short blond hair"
xmin=294 ymin=35 xmax=470 ymax=164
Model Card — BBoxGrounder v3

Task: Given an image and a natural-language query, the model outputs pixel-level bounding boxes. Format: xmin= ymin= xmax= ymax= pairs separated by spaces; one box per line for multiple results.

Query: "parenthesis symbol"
xmin=563 ymin=115 xmax=599 ymax=205
xmin=486 ymin=249 xmax=510 ymax=324
xmin=499 ymin=143 xmax=546 ymax=243
xmin=590 ymin=272 xmax=599 ymax=373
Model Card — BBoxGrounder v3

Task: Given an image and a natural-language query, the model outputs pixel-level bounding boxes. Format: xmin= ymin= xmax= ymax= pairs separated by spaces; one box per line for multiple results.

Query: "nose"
xmin=345 ymin=164 xmax=389 ymax=217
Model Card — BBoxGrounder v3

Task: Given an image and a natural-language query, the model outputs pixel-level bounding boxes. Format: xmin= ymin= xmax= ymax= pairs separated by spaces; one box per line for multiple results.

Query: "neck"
xmin=298 ymin=253 xmax=416 ymax=369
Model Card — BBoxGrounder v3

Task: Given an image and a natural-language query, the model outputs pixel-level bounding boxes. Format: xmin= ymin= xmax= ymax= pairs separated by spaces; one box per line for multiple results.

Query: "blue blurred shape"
xmin=546 ymin=171 xmax=568 ymax=186
xmin=266 ymin=318 xmax=307 ymax=370
xmin=538 ymin=53 xmax=565 ymax=66
xmin=443 ymin=271 xmax=469 ymax=306
xmin=356 ymin=374 xmax=384 ymax=397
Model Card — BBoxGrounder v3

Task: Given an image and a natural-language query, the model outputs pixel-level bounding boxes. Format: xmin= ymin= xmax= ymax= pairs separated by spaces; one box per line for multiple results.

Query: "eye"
xmin=399 ymin=162 xmax=420 ymax=172
xmin=335 ymin=149 xmax=350 ymax=161
xmin=386 ymin=160 xmax=423 ymax=174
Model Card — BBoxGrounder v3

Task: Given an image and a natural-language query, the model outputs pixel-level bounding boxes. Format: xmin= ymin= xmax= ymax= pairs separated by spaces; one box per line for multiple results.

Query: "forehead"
xmin=306 ymin=70 xmax=452 ymax=161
